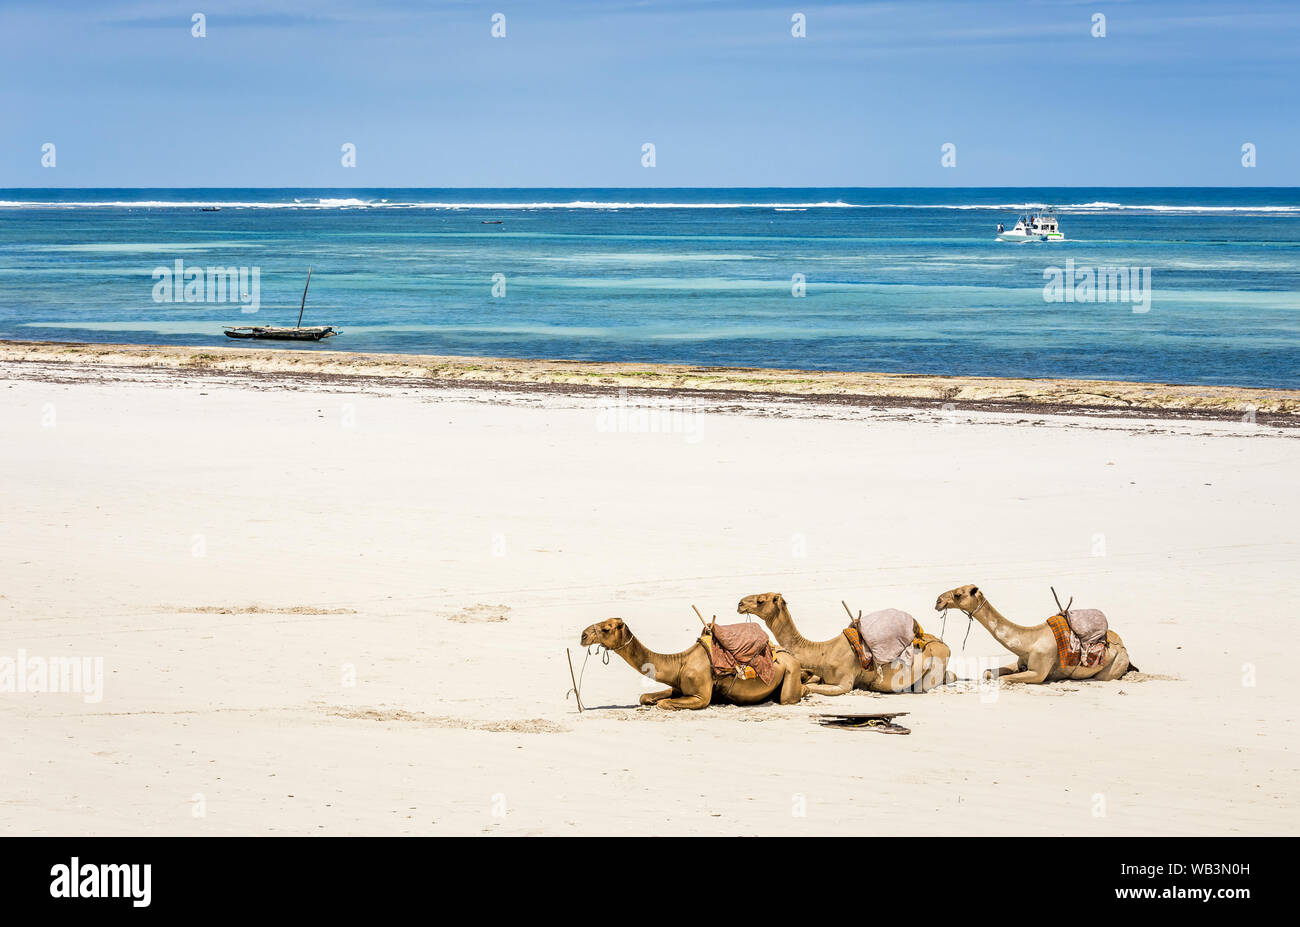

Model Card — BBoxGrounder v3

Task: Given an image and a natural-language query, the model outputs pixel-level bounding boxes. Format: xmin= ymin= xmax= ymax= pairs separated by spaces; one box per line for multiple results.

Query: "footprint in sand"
xmin=328 ymin=708 xmax=562 ymax=733
xmin=170 ymin=605 xmax=357 ymax=615
xmin=445 ymin=604 xmax=510 ymax=624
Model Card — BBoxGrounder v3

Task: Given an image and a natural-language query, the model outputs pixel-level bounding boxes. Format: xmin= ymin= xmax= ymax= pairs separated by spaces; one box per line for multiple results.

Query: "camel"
xmin=579 ymin=617 xmax=807 ymax=710
xmin=736 ymin=593 xmax=954 ymax=695
xmin=933 ymin=584 xmax=1136 ymax=683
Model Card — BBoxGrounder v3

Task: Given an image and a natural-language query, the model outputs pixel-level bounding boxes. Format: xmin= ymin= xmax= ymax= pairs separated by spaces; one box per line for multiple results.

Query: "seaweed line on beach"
xmin=4 ymin=339 xmax=1298 ymax=426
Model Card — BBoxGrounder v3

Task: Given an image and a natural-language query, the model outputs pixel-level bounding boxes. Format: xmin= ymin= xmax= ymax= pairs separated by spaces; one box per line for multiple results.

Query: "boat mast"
xmin=296 ymin=267 xmax=313 ymax=329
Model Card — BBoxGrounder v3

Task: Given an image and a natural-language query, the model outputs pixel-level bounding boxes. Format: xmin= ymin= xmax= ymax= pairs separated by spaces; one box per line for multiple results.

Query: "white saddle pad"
xmin=858 ymin=608 xmax=915 ymax=666
xmin=1064 ymin=608 xmax=1108 ymax=647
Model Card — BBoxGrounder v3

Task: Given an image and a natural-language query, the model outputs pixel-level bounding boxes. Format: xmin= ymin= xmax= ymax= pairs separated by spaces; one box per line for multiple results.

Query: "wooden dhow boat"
xmin=224 ymin=268 xmax=338 ymax=341
xmin=223 ymin=325 xmax=336 ymax=341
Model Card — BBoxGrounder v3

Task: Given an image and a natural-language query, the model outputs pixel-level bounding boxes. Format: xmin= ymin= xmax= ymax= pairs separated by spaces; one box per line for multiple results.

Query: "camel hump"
xmin=1064 ymin=608 xmax=1108 ymax=646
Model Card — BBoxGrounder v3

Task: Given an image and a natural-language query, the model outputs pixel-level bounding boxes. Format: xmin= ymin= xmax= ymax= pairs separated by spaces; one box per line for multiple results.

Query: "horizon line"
xmin=3 ymin=184 xmax=1298 ymax=192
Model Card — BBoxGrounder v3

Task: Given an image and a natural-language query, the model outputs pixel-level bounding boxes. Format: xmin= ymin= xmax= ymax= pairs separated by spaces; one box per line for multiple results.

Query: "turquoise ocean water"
xmin=1 ymin=188 xmax=1296 ymax=388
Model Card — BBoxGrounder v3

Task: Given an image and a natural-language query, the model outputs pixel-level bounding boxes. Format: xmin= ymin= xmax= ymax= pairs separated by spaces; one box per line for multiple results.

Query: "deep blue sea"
xmin=1 ymin=188 xmax=1297 ymax=387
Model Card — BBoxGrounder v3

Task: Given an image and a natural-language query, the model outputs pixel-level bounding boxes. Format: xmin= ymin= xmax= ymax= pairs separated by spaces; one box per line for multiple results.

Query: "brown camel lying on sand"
xmin=737 ymin=593 xmax=955 ymax=695
xmin=934 ymin=584 xmax=1136 ymax=683
xmin=579 ymin=617 xmax=807 ymax=710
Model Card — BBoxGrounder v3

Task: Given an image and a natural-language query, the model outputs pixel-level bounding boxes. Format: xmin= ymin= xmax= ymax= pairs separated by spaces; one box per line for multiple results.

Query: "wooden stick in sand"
xmin=565 ymin=648 xmax=584 ymax=712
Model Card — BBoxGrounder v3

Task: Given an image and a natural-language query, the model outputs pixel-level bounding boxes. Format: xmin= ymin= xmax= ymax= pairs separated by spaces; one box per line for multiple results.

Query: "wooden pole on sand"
xmin=565 ymin=648 xmax=584 ymax=712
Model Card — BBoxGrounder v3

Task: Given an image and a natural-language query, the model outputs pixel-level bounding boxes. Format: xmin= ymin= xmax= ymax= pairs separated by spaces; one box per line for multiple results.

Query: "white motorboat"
xmin=996 ymin=208 xmax=1064 ymax=242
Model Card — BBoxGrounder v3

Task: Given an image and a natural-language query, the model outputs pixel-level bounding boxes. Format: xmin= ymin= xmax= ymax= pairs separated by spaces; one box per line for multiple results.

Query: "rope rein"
xmin=567 ymin=626 xmax=635 ymax=708
xmin=565 ymin=646 xmax=593 ymax=709
xmin=608 ymin=628 xmax=636 ymax=653
xmin=958 ymin=594 xmax=988 ymax=651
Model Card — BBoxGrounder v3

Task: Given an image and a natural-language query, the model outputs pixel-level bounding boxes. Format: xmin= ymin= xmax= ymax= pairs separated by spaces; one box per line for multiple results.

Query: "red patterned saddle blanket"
xmin=1046 ymin=614 xmax=1109 ymax=667
xmin=843 ymin=624 xmax=873 ymax=670
xmin=703 ymin=622 xmax=776 ymax=684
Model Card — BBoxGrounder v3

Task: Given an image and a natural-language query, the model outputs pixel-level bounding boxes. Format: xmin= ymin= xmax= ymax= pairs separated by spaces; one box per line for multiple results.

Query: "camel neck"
xmin=969 ymin=598 xmax=1035 ymax=652
xmin=614 ymin=633 xmax=693 ymax=687
xmin=765 ymin=605 xmax=822 ymax=651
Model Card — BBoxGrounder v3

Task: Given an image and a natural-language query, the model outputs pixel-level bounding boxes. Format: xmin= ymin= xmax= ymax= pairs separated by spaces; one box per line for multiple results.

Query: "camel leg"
xmin=804 ymin=682 xmax=851 ymax=696
xmin=802 ymin=665 xmax=856 ymax=697
xmin=871 ymin=654 xmax=929 ymax=693
xmin=907 ymin=654 xmax=937 ymax=692
xmin=639 ymin=688 xmax=676 ymax=705
xmin=655 ymin=693 xmax=710 ymax=710
xmin=777 ymin=665 xmax=806 ymax=705
xmin=1095 ymin=646 xmax=1131 ymax=681
xmin=903 ymin=636 xmax=956 ymax=687
xmin=655 ymin=671 xmax=712 ymax=710
xmin=984 ymin=660 xmax=1022 ymax=681
xmin=998 ymin=659 xmax=1051 ymax=685
xmin=915 ymin=643 xmax=952 ymax=691
xmin=932 ymin=654 xmax=955 ymax=687
xmin=894 ymin=660 xmax=924 ymax=693
xmin=655 ymin=665 xmax=714 ymax=710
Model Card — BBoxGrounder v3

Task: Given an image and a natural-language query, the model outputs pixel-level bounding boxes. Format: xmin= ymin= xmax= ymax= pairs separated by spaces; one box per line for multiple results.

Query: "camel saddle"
xmin=842 ymin=608 xmax=918 ymax=671
xmin=1046 ymin=610 xmax=1109 ymax=668
xmin=702 ymin=622 xmax=776 ymax=685
xmin=1062 ymin=608 xmax=1108 ymax=646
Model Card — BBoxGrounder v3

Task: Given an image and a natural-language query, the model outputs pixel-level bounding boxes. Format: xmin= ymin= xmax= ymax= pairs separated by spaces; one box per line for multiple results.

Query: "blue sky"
xmin=1 ymin=0 xmax=1296 ymax=187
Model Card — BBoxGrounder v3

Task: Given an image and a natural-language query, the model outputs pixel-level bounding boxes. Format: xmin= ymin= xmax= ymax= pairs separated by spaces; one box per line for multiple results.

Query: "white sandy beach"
xmin=1 ymin=357 xmax=1297 ymax=836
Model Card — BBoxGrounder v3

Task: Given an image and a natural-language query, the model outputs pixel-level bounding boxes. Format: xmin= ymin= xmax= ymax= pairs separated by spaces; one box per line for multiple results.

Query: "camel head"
xmin=580 ymin=617 xmax=632 ymax=650
xmin=935 ymin=584 xmax=983 ymax=614
xmin=737 ymin=592 xmax=786 ymax=625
